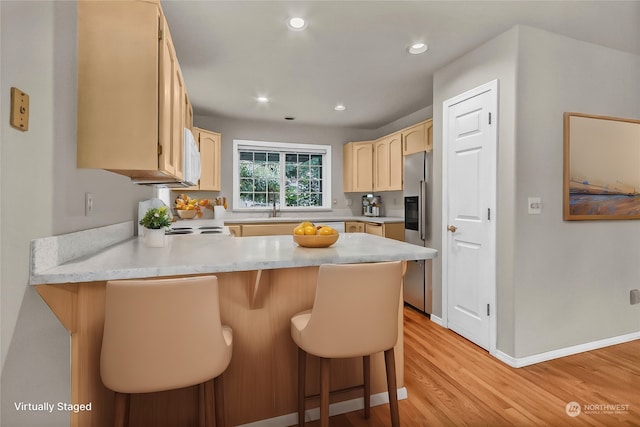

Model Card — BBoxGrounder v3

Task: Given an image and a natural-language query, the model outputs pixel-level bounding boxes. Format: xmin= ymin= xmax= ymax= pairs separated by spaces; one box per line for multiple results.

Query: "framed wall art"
xmin=563 ymin=112 xmax=640 ymax=220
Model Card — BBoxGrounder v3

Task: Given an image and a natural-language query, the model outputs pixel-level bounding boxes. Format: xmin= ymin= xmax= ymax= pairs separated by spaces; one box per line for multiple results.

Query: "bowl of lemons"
xmin=292 ymin=222 xmax=339 ymax=248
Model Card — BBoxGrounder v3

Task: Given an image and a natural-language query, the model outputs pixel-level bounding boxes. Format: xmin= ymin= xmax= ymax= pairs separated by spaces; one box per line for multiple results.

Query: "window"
xmin=233 ymin=140 xmax=332 ymax=210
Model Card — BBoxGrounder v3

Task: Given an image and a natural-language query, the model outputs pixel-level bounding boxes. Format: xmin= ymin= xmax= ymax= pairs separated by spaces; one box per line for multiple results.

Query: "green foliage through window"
xmin=238 ymin=150 xmax=324 ymax=209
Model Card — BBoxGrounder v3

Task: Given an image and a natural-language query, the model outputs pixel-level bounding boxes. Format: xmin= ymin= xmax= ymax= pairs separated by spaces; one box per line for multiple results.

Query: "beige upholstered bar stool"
xmin=100 ymin=275 xmax=233 ymax=427
xmin=290 ymin=261 xmax=403 ymax=427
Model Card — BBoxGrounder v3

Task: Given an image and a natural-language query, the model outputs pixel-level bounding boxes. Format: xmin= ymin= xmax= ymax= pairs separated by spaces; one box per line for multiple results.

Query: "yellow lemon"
xmin=299 ymin=221 xmax=313 ymax=228
xmin=318 ymin=227 xmax=335 ymax=236
xmin=303 ymin=225 xmax=317 ymax=235
xmin=293 ymin=226 xmax=305 ymax=235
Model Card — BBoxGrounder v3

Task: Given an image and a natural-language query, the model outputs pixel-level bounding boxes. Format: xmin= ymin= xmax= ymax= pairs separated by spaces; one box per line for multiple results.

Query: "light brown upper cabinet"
xmin=402 ymin=119 xmax=433 ymax=155
xmin=343 ymin=118 xmax=431 ymax=193
xmin=196 ymin=128 xmax=221 ymax=191
xmin=343 ymin=141 xmax=374 ymax=192
xmin=373 ymin=132 xmax=402 ymax=191
xmin=77 ymin=1 xmax=186 ymax=182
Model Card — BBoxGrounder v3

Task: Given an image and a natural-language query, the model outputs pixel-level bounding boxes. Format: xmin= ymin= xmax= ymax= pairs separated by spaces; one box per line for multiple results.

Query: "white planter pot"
xmin=143 ymin=228 xmax=166 ymax=248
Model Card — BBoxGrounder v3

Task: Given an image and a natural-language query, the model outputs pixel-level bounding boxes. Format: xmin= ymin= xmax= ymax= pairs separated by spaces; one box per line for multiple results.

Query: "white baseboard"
xmin=494 ymin=331 xmax=640 ymax=368
xmin=236 ymin=387 xmax=408 ymax=427
xmin=429 ymin=314 xmax=444 ymax=327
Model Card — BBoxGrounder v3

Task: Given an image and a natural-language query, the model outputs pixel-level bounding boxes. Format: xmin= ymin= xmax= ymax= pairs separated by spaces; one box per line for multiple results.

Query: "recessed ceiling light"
xmin=334 ymin=104 xmax=346 ymax=111
xmin=407 ymin=43 xmax=428 ymax=55
xmin=288 ymin=17 xmax=307 ymax=31
xmin=257 ymin=96 xmax=269 ymax=103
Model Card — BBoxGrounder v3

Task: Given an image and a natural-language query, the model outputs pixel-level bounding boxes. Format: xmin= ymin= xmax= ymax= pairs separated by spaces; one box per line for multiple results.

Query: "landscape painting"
xmin=563 ymin=112 xmax=640 ymax=220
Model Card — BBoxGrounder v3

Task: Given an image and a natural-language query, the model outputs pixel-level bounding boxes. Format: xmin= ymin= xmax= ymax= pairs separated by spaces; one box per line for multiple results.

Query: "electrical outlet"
xmin=85 ymin=193 xmax=93 ymax=216
xmin=631 ymin=289 xmax=640 ymax=305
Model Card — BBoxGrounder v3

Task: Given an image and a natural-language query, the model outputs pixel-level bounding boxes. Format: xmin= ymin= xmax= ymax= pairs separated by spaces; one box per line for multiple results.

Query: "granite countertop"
xmin=30 ymin=227 xmax=436 ymax=285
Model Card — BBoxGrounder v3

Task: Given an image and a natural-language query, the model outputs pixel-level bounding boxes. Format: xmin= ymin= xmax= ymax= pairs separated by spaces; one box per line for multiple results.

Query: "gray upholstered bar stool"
xmin=290 ymin=261 xmax=403 ymax=427
xmin=100 ymin=275 xmax=233 ymax=427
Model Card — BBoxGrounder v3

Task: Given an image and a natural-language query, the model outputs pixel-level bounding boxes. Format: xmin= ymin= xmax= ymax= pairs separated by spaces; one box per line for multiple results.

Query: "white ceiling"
xmin=161 ymin=1 xmax=640 ymax=129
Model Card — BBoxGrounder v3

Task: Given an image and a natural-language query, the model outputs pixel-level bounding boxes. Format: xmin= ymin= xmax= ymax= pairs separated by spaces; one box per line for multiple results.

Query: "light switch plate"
xmin=528 ymin=197 xmax=541 ymax=214
xmin=10 ymin=87 xmax=29 ymax=131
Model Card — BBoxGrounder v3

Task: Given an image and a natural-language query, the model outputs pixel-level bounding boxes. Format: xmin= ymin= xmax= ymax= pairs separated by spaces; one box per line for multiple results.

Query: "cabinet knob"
xmin=447 ymin=225 xmax=457 ymax=233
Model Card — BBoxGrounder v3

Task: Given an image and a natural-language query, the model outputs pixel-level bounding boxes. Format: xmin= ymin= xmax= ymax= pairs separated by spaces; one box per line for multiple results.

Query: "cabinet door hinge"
xmin=487 ymin=304 xmax=490 ymax=316
xmin=157 ymin=144 xmax=163 ymax=155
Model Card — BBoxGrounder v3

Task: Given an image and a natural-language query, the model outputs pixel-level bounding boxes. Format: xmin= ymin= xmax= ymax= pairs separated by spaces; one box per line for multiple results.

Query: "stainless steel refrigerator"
xmin=403 ymin=151 xmax=432 ymax=314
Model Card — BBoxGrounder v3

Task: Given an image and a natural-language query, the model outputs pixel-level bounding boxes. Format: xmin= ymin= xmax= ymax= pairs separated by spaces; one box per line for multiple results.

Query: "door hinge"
xmin=488 ymin=208 xmax=491 ymax=220
xmin=157 ymin=144 xmax=163 ymax=155
xmin=488 ymin=112 xmax=492 ymax=125
xmin=487 ymin=304 xmax=490 ymax=316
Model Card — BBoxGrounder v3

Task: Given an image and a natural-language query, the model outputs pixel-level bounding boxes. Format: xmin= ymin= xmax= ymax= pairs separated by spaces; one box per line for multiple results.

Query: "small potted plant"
xmin=139 ymin=206 xmax=171 ymax=247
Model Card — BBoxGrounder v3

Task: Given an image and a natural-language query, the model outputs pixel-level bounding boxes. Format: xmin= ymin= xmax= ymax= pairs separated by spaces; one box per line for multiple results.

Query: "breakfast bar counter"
xmin=31 ymin=222 xmax=437 ymax=426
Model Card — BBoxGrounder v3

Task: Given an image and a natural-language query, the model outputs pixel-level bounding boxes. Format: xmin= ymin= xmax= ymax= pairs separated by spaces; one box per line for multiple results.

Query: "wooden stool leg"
xmin=204 ymin=379 xmax=215 ymax=427
xmin=298 ymin=347 xmax=307 ymax=426
xmin=384 ymin=349 xmax=400 ymax=427
xmin=213 ymin=375 xmax=226 ymax=427
xmin=199 ymin=383 xmax=206 ymax=427
xmin=363 ymin=355 xmax=371 ymax=419
xmin=114 ymin=392 xmax=129 ymax=427
xmin=320 ymin=358 xmax=330 ymax=427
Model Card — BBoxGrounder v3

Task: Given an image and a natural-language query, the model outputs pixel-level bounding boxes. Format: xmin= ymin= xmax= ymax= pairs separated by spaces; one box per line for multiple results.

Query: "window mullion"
xmin=279 ymin=154 xmax=285 ymax=208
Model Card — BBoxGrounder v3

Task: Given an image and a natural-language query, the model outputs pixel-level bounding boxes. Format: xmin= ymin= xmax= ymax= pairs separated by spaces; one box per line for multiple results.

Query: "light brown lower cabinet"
xmin=227 ymin=225 xmax=241 ymax=237
xmin=238 ymin=223 xmax=297 ymax=237
xmin=345 ymin=221 xmax=365 ymax=233
xmin=364 ymin=222 xmax=404 ymax=241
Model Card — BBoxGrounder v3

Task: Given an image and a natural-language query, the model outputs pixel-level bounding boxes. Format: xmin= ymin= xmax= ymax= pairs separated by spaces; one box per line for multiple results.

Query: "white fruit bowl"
xmin=176 ymin=209 xmax=197 ymax=219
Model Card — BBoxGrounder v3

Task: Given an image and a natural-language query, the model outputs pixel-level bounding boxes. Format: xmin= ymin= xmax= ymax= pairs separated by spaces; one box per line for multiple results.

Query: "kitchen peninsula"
xmin=30 ymin=221 xmax=437 ymax=427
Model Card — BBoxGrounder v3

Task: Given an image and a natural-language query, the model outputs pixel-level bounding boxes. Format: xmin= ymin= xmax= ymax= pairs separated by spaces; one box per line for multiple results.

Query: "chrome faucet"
xmin=270 ymin=195 xmax=279 ymax=218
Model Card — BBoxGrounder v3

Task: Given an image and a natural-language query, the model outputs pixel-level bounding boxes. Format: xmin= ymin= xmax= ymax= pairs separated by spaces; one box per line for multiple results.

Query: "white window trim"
xmin=232 ymin=139 xmax=332 ymax=212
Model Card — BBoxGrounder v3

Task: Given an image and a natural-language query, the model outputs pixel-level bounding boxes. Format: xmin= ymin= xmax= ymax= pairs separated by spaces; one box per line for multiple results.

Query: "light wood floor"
xmin=305 ymin=306 xmax=640 ymax=426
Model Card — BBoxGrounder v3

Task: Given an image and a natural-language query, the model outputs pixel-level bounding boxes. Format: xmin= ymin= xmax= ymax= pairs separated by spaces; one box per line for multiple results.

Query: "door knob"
xmin=447 ymin=225 xmax=457 ymax=232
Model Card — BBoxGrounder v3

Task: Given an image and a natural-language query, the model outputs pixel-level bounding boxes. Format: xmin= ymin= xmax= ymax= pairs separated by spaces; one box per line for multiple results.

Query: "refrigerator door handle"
xmin=419 ymin=180 xmax=426 ymax=241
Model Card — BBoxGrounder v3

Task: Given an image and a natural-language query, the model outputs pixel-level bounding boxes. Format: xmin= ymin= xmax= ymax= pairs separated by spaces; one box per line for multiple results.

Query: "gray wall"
xmin=0 ymin=2 xmax=152 ymax=425
xmin=434 ymin=25 xmax=640 ymax=359
xmin=512 ymin=26 xmax=640 ymax=357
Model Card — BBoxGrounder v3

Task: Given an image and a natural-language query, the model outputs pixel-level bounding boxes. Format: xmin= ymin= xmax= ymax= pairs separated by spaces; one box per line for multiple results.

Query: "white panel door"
xmin=443 ymin=81 xmax=497 ymax=351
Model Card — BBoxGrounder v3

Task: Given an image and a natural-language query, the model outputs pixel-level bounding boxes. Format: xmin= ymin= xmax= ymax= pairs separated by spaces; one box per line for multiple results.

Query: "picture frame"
xmin=563 ymin=112 xmax=640 ymax=221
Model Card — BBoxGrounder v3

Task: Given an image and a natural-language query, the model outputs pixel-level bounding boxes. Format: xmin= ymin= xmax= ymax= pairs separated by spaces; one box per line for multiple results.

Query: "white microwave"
xmin=182 ymin=128 xmax=201 ymax=186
